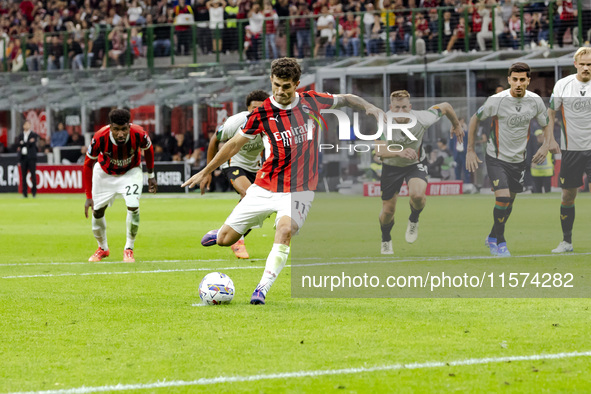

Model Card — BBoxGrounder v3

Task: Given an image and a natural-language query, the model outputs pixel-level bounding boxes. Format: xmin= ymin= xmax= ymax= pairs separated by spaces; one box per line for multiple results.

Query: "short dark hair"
xmin=271 ymin=58 xmax=301 ymax=82
xmin=245 ymin=90 xmax=269 ymax=107
xmin=508 ymin=62 xmax=531 ymax=78
xmin=109 ymin=108 xmax=131 ymax=126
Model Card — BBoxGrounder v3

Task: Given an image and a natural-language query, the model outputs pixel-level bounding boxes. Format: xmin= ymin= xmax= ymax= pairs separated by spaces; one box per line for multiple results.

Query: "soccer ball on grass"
xmin=199 ymin=272 xmax=235 ymax=305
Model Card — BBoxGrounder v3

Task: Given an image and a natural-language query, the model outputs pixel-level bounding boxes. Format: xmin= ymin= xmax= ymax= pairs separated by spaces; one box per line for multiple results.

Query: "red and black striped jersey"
xmin=87 ymin=124 xmax=152 ymax=175
xmin=239 ymin=91 xmax=337 ymax=193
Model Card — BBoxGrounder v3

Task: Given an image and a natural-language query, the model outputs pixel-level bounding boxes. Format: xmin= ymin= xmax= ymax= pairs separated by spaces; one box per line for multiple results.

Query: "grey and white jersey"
xmin=550 ymin=74 xmax=591 ymax=151
xmin=216 ymin=111 xmax=264 ymax=172
xmin=477 ymin=89 xmax=548 ymax=163
xmin=382 ymin=107 xmax=443 ymax=167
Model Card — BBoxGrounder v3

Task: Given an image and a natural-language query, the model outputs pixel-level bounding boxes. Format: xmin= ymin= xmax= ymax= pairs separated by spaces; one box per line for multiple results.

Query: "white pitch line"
xmin=2 ymin=251 xmax=590 ymax=279
xmin=1 ymin=266 xmax=264 ymax=279
xmin=1 ymin=251 xmax=589 ymax=268
xmin=294 ymin=251 xmax=591 ymax=267
xmin=0 ymin=259 xmax=264 ymax=267
xmin=6 ymin=350 xmax=591 ymax=394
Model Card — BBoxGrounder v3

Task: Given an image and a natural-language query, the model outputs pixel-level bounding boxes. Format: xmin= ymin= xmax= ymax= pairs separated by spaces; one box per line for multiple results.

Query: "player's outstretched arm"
xmin=334 ymin=94 xmax=387 ymax=124
xmin=203 ymin=132 xmax=221 ymax=191
xmin=83 ymin=156 xmax=96 ymax=218
xmin=466 ymin=113 xmax=482 ymax=173
xmin=181 ymin=133 xmax=249 ymax=191
xmin=435 ymin=102 xmax=464 ymax=144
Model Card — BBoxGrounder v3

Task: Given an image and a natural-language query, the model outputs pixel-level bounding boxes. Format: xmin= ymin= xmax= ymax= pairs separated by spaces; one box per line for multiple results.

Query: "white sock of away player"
xmin=92 ymin=216 xmax=108 ymax=251
xmin=256 ymin=243 xmax=290 ymax=296
xmin=125 ymin=209 xmax=140 ymax=250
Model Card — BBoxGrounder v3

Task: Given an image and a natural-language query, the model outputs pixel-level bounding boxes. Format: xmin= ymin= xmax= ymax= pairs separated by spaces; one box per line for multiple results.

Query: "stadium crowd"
xmin=0 ymin=0 xmax=590 ymax=70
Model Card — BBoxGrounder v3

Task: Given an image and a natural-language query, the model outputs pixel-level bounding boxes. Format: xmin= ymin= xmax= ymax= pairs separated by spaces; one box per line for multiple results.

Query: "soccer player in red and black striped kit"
xmin=83 ymin=109 xmax=158 ymax=263
xmin=183 ymin=58 xmax=385 ymax=304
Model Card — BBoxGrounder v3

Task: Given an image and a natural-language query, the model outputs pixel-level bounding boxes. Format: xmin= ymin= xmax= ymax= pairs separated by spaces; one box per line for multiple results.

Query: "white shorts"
xmin=92 ymin=163 xmax=143 ymax=210
xmin=224 ymin=184 xmax=315 ymax=235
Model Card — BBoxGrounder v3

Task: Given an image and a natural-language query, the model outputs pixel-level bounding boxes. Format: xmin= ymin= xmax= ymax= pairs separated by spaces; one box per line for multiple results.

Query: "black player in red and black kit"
xmin=83 ymin=109 xmax=158 ymax=263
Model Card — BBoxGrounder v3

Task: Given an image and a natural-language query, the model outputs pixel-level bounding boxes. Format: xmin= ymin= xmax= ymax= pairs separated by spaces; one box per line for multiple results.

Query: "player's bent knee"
xmin=217 ymin=225 xmax=242 ymax=246
xmin=561 ymin=195 xmax=575 ymax=204
xmin=276 ymin=228 xmax=292 ymax=244
xmin=381 ymin=202 xmax=396 ymax=216
xmin=494 ymin=189 xmax=511 ymax=198
xmin=290 ymin=221 xmax=299 ymax=237
xmin=93 ymin=207 xmax=106 ymax=218
xmin=273 ymin=217 xmax=293 ymax=243
xmin=409 ymin=192 xmax=426 ymax=203
xmin=561 ymin=189 xmax=577 ymax=205
xmin=381 ymin=208 xmax=395 ymax=217
xmin=562 ymin=198 xmax=576 ymax=206
xmin=217 ymin=237 xmax=233 ymax=247
xmin=410 ymin=197 xmax=426 ymax=209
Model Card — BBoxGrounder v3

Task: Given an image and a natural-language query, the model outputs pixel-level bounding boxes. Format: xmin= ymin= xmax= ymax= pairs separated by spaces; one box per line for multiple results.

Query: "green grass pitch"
xmin=1 ymin=192 xmax=590 ymax=393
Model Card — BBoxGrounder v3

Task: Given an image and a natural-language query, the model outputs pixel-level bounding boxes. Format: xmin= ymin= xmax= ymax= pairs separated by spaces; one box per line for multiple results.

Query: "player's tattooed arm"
xmin=433 ymin=102 xmax=464 ymax=144
xmin=334 ymin=94 xmax=387 ymax=124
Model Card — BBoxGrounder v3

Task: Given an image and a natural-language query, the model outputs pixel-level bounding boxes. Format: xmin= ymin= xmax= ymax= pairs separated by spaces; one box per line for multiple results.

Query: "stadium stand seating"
xmin=0 ymin=0 xmax=589 ymax=72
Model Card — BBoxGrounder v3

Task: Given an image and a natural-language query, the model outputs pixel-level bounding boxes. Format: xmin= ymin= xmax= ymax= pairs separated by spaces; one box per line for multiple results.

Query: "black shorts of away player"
xmin=485 ymin=154 xmax=526 ymax=193
xmin=380 ymin=163 xmax=428 ymax=201
xmin=559 ymin=150 xmax=591 ymax=189
xmin=222 ymin=166 xmax=257 ymax=184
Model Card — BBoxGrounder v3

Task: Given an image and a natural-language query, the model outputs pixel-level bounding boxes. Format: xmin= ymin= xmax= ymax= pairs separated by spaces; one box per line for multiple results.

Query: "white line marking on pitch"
xmin=6 ymin=350 xmax=591 ymax=394
xmin=1 ymin=266 xmax=265 ymax=279
xmin=294 ymin=251 xmax=591 ymax=267
xmin=0 ymin=259 xmax=263 ymax=267
xmin=1 ymin=251 xmax=588 ymax=268
xmin=2 ymin=252 xmax=590 ymax=279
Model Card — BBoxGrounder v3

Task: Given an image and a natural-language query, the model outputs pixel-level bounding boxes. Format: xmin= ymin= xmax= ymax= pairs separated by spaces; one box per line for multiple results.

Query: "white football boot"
xmin=381 ymin=241 xmax=393 ymax=255
xmin=551 ymin=241 xmax=574 ymax=253
xmin=405 ymin=220 xmax=419 ymax=243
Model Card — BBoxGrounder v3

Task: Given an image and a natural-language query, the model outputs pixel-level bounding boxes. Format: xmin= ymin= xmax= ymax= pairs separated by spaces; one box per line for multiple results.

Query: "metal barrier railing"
xmin=0 ymin=0 xmax=588 ymax=73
